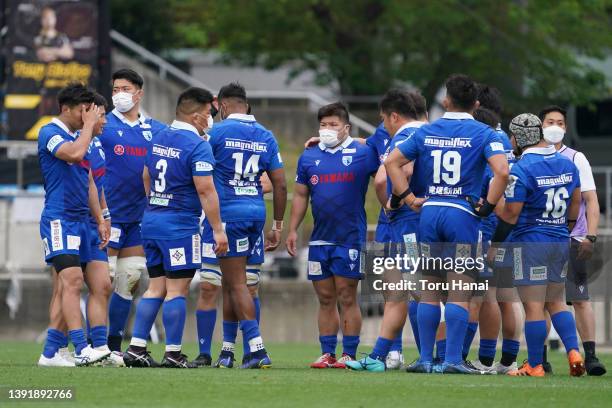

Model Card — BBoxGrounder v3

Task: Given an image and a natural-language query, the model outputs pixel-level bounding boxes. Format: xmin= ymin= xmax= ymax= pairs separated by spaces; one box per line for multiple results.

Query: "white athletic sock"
xmin=130 ymin=337 xmax=147 ymax=348
xmin=248 ymin=336 xmax=265 ymax=353
xmin=222 ymin=342 xmax=235 ymax=353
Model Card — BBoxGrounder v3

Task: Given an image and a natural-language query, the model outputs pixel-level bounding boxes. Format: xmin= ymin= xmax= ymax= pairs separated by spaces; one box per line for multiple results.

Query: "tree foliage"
xmin=112 ymin=0 xmax=612 ymax=111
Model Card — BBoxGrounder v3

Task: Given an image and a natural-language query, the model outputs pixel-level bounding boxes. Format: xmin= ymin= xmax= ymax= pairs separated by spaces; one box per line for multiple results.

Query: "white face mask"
xmin=112 ymin=91 xmax=136 ymax=113
xmin=543 ymin=125 xmax=565 ymax=144
xmin=319 ymin=128 xmax=340 ymax=148
xmin=207 ymin=115 xmax=214 ymax=131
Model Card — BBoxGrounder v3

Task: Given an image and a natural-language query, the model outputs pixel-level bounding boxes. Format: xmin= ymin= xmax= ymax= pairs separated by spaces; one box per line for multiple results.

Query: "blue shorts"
xmin=418 ymin=205 xmax=481 ymax=279
xmin=143 ymin=233 xmax=202 ymax=273
xmin=479 ymin=231 xmax=493 ymax=279
xmin=200 ymin=222 xmax=264 ymax=286
xmin=511 ymin=234 xmax=569 ymax=286
xmin=40 ymin=216 xmax=91 ymax=263
xmin=308 ymin=245 xmax=363 ymax=281
xmin=389 ymin=218 xmax=420 ymax=273
xmin=375 ymin=222 xmax=392 ymax=243
xmin=108 ymin=222 xmax=143 ymax=250
xmin=202 ymin=219 xmax=265 ymax=261
xmin=88 ymin=223 xmax=108 ymax=263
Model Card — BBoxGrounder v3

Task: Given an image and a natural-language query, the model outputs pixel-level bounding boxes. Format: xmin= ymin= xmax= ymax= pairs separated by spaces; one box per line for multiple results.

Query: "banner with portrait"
xmin=3 ymin=0 xmax=98 ymax=140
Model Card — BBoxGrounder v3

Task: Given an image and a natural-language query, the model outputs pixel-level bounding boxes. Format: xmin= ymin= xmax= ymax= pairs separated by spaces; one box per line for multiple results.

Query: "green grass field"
xmin=0 ymin=341 xmax=611 ymax=408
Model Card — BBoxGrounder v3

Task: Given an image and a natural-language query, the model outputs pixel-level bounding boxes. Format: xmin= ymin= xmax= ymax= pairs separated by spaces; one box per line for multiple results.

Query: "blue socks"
xmin=69 ymin=329 xmax=88 ymax=355
xmin=342 ymin=335 xmax=359 ymax=358
xmin=370 ymin=337 xmax=393 ymax=361
xmin=223 ymin=321 xmax=239 ymax=344
xmin=196 ymin=309 xmax=216 ymax=355
xmin=478 ymin=338 xmax=497 ymax=365
xmin=239 ymin=320 xmax=260 ymax=343
xmin=445 ymin=303 xmax=469 ymax=365
xmin=551 ymin=311 xmax=579 ymax=353
xmin=43 ymin=328 xmax=65 ymax=358
xmin=131 ymin=297 xmax=163 ymax=343
xmin=525 ymin=320 xmax=547 ymax=367
xmin=319 ymin=335 xmax=337 ymax=356
xmin=390 ymin=332 xmax=403 ymax=352
xmin=462 ymin=321 xmax=478 ymax=360
xmin=90 ymin=325 xmax=108 ymax=348
xmin=162 ymin=296 xmax=187 ymax=350
xmin=108 ymin=292 xmax=132 ymax=340
xmin=436 ymin=339 xmax=446 ymax=362
xmin=408 ymin=300 xmax=420 ymax=352
xmin=242 ymin=297 xmax=261 ymax=356
xmin=500 ymin=338 xmax=520 ymax=367
xmin=417 ymin=303 xmax=441 ymax=363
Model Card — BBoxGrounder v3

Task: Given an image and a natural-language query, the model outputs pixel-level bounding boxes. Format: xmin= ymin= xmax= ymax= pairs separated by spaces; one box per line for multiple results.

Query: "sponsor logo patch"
xmin=192 ymin=234 xmax=201 ymax=264
xmin=236 ymin=237 xmax=249 ymax=253
xmin=530 ymin=266 xmax=547 ymax=281
xmin=47 ymin=135 xmax=64 ymax=153
xmin=109 ymin=227 xmax=121 ymax=243
xmin=50 ymin=220 xmax=63 ymax=251
xmin=202 ymin=243 xmax=216 ymax=259
xmin=342 ymin=156 xmax=352 ymax=166
xmin=169 ymin=247 xmax=186 ymax=266
xmin=308 ymin=261 xmax=322 ymax=276
xmin=195 ymin=161 xmax=213 ymax=172
xmin=67 ymin=235 xmax=81 ymax=250
xmin=114 ymin=145 xmax=125 ymax=155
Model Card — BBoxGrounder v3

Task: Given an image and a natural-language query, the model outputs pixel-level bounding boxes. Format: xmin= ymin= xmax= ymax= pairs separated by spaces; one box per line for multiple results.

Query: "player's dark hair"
xmin=93 ymin=93 xmax=108 ymax=110
xmin=217 ymin=82 xmax=247 ymax=103
xmin=408 ymin=91 xmax=427 ymax=118
xmin=176 ymin=87 xmax=214 ymax=115
xmin=538 ymin=105 xmax=567 ymax=122
xmin=317 ymin=102 xmax=350 ymax=124
xmin=445 ymin=74 xmax=478 ymax=111
xmin=57 ymin=82 xmax=95 ymax=110
xmin=379 ymin=89 xmax=417 ymax=120
xmin=476 ymin=84 xmax=502 ymax=115
xmin=112 ymin=69 xmax=144 ymax=89
xmin=474 ymin=107 xmax=500 ymax=129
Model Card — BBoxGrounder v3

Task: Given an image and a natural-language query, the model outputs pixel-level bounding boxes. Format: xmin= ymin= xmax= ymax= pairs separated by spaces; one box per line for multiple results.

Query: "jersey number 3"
xmin=155 ymin=159 xmax=168 ymax=192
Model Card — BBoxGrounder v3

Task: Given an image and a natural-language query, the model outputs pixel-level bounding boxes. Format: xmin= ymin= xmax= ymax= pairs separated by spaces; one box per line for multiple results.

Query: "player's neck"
xmin=524 ymin=141 xmax=552 ymax=152
xmin=56 ymin=115 xmax=75 ymax=133
xmin=122 ymin=107 xmax=140 ymax=123
xmin=554 ymin=142 xmax=563 ymax=151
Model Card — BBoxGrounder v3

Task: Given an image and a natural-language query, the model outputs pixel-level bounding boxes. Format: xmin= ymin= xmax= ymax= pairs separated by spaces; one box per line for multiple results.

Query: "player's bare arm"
xmin=286 ymin=183 xmax=309 ymax=257
xmin=484 ymin=154 xmax=509 ymax=209
xmin=374 ymin=165 xmax=388 ymax=207
xmin=142 ymin=167 xmax=151 ymax=197
xmin=265 ymin=167 xmax=287 ymax=251
xmin=568 ymin=187 xmax=582 ymax=234
xmin=55 ymin=104 xmax=101 ymax=163
xmin=194 ymin=175 xmax=228 ymax=256
xmin=88 ymin=170 xmax=109 ymax=249
xmin=580 ymin=190 xmax=599 ymax=259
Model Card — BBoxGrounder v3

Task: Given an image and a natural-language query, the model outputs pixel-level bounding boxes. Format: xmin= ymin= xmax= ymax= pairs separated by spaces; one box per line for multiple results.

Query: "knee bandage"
xmin=246 ymin=264 xmax=261 ymax=286
xmin=199 ymin=263 xmax=222 ymax=287
xmin=114 ymin=256 xmax=146 ymax=298
xmin=108 ymin=256 xmax=118 ymax=280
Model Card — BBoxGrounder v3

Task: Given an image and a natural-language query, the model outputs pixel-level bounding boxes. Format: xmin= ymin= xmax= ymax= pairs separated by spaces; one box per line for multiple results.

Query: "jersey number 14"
xmin=232 ymin=152 xmax=260 ymax=181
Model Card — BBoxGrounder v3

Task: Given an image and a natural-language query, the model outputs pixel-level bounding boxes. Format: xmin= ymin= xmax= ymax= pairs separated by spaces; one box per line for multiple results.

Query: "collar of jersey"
xmin=112 ymin=108 xmax=147 ymax=127
xmin=51 ymin=117 xmax=76 ymax=138
xmin=318 ymin=136 xmax=353 ymax=153
xmin=442 ymin=112 xmax=474 ymax=120
xmin=170 ymin=120 xmax=200 ymax=137
xmin=395 ymin=121 xmax=426 ymax=136
xmin=522 ymin=145 xmax=556 ymax=156
xmin=227 ymin=113 xmax=256 ymax=122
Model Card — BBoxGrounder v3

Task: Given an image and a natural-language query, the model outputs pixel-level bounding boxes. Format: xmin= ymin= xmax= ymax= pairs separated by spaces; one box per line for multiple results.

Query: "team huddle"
xmin=36 ymin=69 xmax=606 ymax=376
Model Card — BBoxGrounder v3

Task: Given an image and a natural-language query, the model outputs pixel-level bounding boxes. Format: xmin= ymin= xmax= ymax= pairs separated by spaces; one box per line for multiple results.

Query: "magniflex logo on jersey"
xmin=152 ymin=144 xmax=181 ymax=159
xmin=535 ymin=173 xmax=573 ymax=187
xmin=225 ymin=138 xmax=268 ymax=153
xmin=424 ymin=136 xmax=472 ymax=148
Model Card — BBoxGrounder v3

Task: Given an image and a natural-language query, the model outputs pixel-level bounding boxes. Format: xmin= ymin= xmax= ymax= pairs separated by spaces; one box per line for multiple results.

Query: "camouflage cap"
xmin=509 ymin=113 xmax=542 ymax=148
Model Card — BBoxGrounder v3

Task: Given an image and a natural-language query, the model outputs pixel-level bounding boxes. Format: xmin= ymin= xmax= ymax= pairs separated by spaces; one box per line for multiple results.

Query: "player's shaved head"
xmin=445 ymin=74 xmax=478 ymax=111
xmin=176 ymin=87 xmax=214 ymax=116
